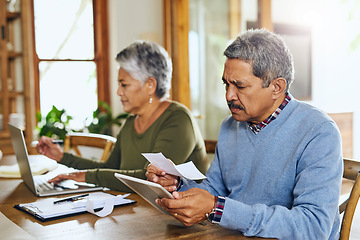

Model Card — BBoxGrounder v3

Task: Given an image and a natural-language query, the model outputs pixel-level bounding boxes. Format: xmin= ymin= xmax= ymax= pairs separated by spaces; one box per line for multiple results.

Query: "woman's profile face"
xmin=117 ymin=67 xmax=149 ymax=114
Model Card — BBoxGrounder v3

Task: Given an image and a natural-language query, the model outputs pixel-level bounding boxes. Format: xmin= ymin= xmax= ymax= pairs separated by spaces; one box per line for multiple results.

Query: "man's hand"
xmin=146 ymin=164 xmax=179 ymax=192
xmin=156 ymin=188 xmax=215 ymax=226
xmin=36 ymin=136 xmax=64 ymax=162
xmin=48 ymin=171 xmax=86 ymax=184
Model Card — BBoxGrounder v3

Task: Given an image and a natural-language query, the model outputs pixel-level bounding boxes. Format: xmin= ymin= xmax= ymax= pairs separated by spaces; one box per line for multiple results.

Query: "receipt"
xmin=142 ymin=153 xmax=206 ymax=180
xmin=85 ymin=193 xmax=131 ymax=217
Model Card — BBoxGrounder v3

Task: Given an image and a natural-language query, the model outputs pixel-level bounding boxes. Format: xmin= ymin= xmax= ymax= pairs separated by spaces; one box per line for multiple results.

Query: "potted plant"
xmin=36 ymin=102 xmax=129 ymax=140
xmin=36 ymin=105 xmax=74 ymax=140
xmin=86 ymin=101 xmax=129 ymax=136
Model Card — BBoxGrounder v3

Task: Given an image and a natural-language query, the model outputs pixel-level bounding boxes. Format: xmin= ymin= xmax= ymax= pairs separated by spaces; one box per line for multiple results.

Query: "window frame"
xmin=163 ymin=0 xmax=268 ymax=110
xmin=30 ymin=0 xmax=110 ymax=118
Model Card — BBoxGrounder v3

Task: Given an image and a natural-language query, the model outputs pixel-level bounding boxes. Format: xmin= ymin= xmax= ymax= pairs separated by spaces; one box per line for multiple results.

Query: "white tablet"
xmin=114 ymin=173 xmax=174 ymax=214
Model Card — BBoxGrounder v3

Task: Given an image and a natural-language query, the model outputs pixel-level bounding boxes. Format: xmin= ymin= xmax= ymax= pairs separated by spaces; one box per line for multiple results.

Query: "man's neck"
xmin=249 ymin=93 xmax=287 ymax=125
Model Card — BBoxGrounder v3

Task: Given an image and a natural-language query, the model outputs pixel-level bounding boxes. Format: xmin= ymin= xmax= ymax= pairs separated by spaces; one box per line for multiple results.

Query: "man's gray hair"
xmin=224 ymin=28 xmax=294 ymax=93
xmin=116 ymin=41 xmax=172 ymax=99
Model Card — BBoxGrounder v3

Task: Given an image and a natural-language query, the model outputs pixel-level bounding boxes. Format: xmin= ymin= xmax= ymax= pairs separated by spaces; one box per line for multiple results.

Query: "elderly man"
xmin=146 ymin=29 xmax=343 ymax=240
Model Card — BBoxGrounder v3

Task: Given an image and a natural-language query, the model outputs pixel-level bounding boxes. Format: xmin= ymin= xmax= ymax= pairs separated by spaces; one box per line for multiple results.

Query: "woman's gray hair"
xmin=223 ymin=28 xmax=294 ymax=93
xmin=116 ymin=41 xmax=172 ymax=99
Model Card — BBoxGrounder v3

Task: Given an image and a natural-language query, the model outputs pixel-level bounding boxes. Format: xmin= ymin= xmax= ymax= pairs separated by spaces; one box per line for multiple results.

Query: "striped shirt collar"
xmin=248 ymin=94 xmax=291 ymax=134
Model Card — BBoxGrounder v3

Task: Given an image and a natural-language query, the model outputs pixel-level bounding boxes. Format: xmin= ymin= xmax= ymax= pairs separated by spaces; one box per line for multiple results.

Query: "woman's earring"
xmin=149 ymin=97 xmax=153 ymax=104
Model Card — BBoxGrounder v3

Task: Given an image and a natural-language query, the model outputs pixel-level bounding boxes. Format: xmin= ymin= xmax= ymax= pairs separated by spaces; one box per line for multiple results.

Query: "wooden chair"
xmin=204 ymin=140 xmax=217 ymax=154
xmin=203 ymin=140 xmax=217 ymax=171
xmin=63 ymin=132 xmax=117 ymax=162
xmin=339 ymin=158 xmax=360 ymax=240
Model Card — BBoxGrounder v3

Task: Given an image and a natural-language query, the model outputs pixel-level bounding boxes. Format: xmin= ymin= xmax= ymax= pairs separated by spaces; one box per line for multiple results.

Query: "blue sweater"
xmin=180 ymin=96 xmax=343 ymax=240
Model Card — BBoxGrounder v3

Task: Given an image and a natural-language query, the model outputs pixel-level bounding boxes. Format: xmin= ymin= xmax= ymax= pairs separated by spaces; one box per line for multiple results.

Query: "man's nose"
xmin=226 ymin=85 xmax=237 ymax=101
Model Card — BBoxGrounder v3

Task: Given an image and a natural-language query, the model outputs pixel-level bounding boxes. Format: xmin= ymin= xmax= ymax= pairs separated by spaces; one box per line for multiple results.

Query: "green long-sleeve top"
xmin=60 ymin=101 xmax=208 ymax=192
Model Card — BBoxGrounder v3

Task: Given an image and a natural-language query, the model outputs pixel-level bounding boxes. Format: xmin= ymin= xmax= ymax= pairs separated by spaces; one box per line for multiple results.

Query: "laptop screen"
xmin=8 ymin=123 xmax=38 ymax=193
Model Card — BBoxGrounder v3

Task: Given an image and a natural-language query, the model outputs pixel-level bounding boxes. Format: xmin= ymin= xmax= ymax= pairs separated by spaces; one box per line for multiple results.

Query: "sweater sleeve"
xmin=60 ymin=132 xmax=122 ymax=170
xmin=84 ymin=138 xmax=147 ymax=191
xmin=85 ymin=168 xmax=139 ymax=192
xmin=59 ymin=133 xmax=133 ymax=191
xmin=60 ymin=134 xmax=147 ymax=191
xmin=180 ymin=145 xmax=227 ymax=195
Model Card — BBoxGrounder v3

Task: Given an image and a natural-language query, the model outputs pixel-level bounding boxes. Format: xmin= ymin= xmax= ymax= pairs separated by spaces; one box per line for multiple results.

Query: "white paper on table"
xmin=0 ymin=212 xmax=36 ymax=240
xmin=83 ymin=193 xmax=131 ymax=217
xmin=142 ymin=152 xmax=206 ymax=180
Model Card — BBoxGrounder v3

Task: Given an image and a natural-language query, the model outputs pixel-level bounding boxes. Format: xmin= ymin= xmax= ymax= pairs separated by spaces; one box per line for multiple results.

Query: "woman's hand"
xmin=36 ymin=136 xmax=64 ymax=162
xmin=48 ymin=171 xmax=86 ymax=184
xmin=146 ymin=164 xmax=179 ymax=192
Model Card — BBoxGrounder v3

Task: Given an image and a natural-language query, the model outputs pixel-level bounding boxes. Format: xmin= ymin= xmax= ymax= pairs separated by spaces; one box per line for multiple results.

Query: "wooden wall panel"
xmin=328 ymin=112 xmax=353 ymax=159
xmin=163 ymin=0 xmax=190 ymax=109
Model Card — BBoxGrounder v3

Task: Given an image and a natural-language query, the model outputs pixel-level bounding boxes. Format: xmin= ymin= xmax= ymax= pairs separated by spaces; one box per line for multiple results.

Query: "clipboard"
xmin=14 ymin=192 xmax=136 ymax=222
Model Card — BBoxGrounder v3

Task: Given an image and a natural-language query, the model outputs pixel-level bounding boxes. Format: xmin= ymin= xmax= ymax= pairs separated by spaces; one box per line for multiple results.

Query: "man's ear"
xmin=271 ymin=77 xmax=287 ymax=99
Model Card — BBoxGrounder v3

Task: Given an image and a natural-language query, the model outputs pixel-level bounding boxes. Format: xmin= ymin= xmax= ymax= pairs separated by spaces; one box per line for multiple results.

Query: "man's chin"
xmin=231 ymin=112 xmax=247 ymax=122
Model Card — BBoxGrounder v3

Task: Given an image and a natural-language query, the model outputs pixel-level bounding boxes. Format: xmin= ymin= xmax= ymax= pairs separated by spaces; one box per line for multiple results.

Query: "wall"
xmin=107 ymin=0 xmax=164 ymax=128
xmin=272 ymin=0 xmax=360 ymax=158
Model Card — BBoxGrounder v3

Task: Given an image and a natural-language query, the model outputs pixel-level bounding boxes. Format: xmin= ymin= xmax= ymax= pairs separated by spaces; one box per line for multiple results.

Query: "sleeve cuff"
xmin=211 ymin=196 xmax=226 ymax=225
xmin=176 ymin=177 xmax=183 ymax=191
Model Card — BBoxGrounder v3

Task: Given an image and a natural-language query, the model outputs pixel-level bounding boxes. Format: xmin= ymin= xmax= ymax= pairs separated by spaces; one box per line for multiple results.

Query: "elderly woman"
xmin=36 ymin=41 xmax=208 ymax=191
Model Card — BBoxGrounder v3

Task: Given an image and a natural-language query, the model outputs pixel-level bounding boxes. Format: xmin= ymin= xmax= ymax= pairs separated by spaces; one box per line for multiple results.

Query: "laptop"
xmin=8 ymin=123 xmax=104 ymax=197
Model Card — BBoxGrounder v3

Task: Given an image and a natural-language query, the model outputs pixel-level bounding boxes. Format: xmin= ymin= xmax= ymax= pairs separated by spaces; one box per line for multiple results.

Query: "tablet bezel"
xmin=114 ymin=173 xmax=174 ymax=214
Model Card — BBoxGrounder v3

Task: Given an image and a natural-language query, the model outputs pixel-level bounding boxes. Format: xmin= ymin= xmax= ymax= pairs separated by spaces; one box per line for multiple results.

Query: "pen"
xmin=31 ymin=140 xmax=64 ymax=147
xmin=53 ymin=194 xmax=89 ymax=204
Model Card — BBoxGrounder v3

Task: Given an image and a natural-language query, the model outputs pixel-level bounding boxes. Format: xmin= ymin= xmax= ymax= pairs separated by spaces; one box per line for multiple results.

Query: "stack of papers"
xmin=0 ymin=156 xmax=58 ymax=178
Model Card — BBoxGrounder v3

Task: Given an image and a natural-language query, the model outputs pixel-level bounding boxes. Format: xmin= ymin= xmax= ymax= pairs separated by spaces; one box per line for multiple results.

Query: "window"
xmin=189 ymin=0 xmax=231 ymax=139
xmin=32 ymin=0 xmax=109 ymax=130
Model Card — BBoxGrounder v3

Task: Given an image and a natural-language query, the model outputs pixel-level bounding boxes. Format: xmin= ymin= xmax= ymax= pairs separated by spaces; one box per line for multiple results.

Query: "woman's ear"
xmin=146 ymin=77 xmax=157 ymax=94
xmin=271 ymin=77 xmax=287 ymax=99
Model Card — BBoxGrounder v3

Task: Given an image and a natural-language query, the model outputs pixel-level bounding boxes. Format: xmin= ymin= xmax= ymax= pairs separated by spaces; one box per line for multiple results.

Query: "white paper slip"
xmin=142 ymin=152 xmax=206 ymax=180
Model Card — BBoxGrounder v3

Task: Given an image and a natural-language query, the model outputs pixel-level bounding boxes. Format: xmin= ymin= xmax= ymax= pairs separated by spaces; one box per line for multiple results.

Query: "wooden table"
xmin=0 ymin=155 xmax=271 ymax=240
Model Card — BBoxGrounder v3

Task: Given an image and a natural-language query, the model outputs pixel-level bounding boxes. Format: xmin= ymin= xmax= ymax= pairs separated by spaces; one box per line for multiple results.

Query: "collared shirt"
xmin=248 ymin=94 xmax=291 ymax=134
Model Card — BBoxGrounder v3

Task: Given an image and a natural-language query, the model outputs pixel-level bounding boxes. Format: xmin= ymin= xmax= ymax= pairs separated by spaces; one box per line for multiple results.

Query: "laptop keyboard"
xmin=35 ymin=178 xmax=83 ymax=193
xmin=35 ymin=178 xmax=56 ymax=192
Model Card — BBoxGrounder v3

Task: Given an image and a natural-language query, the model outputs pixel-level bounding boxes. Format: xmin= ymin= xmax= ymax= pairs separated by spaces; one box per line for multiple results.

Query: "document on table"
xmin=0 ymin=156 xmax=58 ymax=178
xmin=0 ymin=211 xmax=36 ymax=240
xmin=14 ymin=192 xmax=136 ymax=221
xmin=142 ymin=152 xmax=206 ymax=180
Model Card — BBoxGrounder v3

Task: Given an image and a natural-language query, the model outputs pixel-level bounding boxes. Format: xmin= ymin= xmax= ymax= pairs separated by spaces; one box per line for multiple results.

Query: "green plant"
xmin=86 ymin=101 xmax=129 ymax=136
xmin=36 ymin=102 xmax=129 ymax=139
xmin=36 ymin=105 xmax=74 ymax=140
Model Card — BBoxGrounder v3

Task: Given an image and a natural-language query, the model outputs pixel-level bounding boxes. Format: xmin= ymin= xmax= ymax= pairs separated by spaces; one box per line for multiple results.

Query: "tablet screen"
xmin=114 ymin=173 xmax=173 ymax=214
